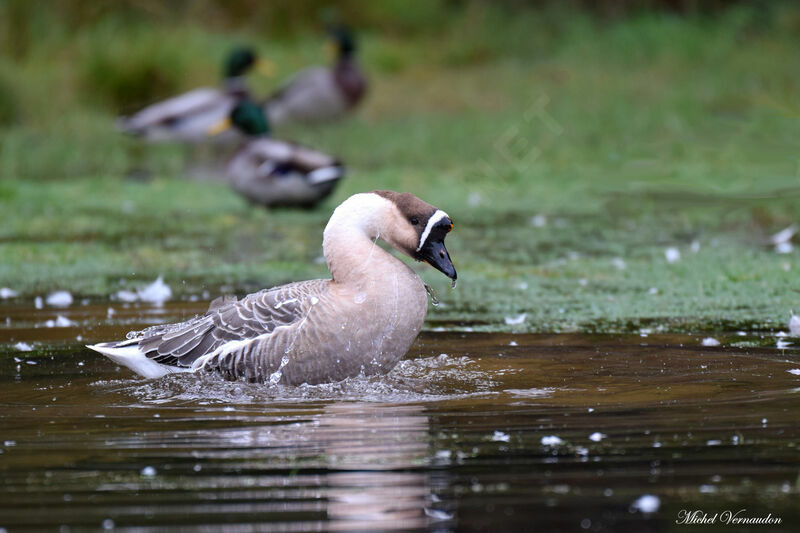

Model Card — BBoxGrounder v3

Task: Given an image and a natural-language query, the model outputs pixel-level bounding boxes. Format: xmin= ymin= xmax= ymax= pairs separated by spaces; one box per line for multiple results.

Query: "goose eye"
xmin=410 ymin=217 xmax=419 ymax=226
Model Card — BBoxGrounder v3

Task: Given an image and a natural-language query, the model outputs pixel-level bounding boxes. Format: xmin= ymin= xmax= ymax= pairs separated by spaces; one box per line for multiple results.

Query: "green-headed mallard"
xmin=117 ymin=47 xmax=273 ymax=143
xmin=87 ymin=190 xmax=457 ymax=384
xmin=265 ymin=27 xmax=367 ymax=127
xmin=213 ymin=100 xmax=344 ymax=208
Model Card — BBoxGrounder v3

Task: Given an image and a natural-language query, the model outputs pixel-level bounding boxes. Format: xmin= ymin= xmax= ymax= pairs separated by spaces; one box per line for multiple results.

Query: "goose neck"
xmin=322 ymin=194 xmax=396 ymax=285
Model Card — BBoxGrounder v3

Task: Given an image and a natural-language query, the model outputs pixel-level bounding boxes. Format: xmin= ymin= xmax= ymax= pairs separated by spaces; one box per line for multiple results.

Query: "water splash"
xmin=268 ymin=355 xmax=291 ymax=385
xmin=424 ymin=284 xmax=440 ymax=306
xmin=100 ymin=353 xmax=507 ymax=405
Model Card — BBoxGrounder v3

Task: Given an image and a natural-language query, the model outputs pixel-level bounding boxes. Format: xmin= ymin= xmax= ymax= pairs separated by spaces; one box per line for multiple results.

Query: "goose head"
xmin=374 ymin=191 xmax=457 ymax=281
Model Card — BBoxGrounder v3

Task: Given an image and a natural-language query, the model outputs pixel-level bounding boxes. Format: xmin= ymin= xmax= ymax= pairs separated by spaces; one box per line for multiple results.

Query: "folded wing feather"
xmin=135 ymin=281 xmax=326 ymax=369
xmin=120 ymin=88 xmax=227 ymax=131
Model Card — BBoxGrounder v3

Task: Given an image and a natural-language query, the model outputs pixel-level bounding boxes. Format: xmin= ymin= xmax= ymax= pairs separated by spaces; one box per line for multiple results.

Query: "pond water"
xmin=1 ymin=301 xmax=799 ymax=531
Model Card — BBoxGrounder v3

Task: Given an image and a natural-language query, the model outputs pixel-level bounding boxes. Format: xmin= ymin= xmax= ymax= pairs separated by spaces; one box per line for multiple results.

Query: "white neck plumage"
xmin=322 ymin=193 xmax=394 ymax=284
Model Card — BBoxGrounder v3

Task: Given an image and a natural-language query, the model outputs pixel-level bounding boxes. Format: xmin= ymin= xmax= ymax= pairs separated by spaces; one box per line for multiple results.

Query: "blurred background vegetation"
xmin=1 ymin=0 xmax=799 ymax=333
xmin=2 ymin=0 xmax=794 ymax=127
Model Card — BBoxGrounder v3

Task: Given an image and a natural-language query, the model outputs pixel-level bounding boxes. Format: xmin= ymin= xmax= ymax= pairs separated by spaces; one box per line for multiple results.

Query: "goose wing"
xmin=134 ymin=280 xmax=329 ymax=370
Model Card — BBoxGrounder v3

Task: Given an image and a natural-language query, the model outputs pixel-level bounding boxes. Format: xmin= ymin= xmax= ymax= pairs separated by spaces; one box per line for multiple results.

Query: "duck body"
xmin=228 ymin=137 xmax=344 ymax=208
xmin=116 ymin=47 xmax=265 ymax=143
xmin=265 ymin=61 xmax=366 ymax=127
xmin=265 ymin=27 xmax=366 ymax=127
xmin=219 ymin=99 xmax=344 ymax=208
xmin=116 ymin=84 xmax=245 ymax=143
xmin=88 ymin=191 xmax=457 ymax=385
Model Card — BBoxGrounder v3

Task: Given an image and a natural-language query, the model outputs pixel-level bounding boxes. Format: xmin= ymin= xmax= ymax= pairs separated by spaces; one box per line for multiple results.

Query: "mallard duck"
xmin=116 ymin=47 xmax=273 ymax=143
xmin=211 ymin=99 xmax=344 ymax=208
xmin=265 ymin=26 xmax=367 ymax=127
xmin=88 ymin=191 xmax=457 ymax=385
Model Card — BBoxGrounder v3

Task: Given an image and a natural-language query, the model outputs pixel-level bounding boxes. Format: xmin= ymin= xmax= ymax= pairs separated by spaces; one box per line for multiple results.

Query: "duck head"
xmin=223 ymin=47 xmax=275 ymax=79
xmin=374 ymin=191 xmax=457 ymax=281
xmin=223 ymin=47 xmax=256 ymax=78
xmin=209 ymin=100 xmax=270 ymax=137
xmin=328 ymin=26 xmax=357 ymax=60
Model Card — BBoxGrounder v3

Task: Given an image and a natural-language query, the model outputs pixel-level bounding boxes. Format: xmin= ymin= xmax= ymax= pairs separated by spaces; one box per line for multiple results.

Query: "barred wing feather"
xmin=134 ymin=280 xmax=329 ymax=374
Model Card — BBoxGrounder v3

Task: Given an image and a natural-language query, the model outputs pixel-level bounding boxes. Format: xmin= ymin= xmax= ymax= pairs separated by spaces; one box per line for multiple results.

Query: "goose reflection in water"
xmin=319 ymin=403 xmax=434 ymax=529
xmin=135 ymin=402 xmax=452 ymax=530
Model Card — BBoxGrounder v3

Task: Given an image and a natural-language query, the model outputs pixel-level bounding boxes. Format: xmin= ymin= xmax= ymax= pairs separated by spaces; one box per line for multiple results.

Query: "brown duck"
xmin=211 ymin=100 xmax=344 ymax=209
xmin=265 ymin=27 xmax=367 ymax=127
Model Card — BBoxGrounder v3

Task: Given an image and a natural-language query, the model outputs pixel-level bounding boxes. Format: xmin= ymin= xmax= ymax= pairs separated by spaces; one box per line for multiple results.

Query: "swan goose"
xmin=88 ymin=191 xmax=456 ymax=385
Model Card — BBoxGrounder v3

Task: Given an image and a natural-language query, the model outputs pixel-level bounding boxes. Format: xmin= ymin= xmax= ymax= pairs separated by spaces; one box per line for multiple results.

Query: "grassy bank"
xmin=1 ymin=4 xmax=800 ymax=333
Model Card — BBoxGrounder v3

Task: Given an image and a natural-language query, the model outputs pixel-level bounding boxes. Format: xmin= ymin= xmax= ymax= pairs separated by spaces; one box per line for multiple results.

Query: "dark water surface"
xmin=1 ymin=302 xmax=799 ymax=532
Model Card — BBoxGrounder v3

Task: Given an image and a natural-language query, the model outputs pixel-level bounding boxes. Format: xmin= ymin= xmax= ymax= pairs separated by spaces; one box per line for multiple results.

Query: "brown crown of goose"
xmin=372 ymin=190 xmax=452 ymax=256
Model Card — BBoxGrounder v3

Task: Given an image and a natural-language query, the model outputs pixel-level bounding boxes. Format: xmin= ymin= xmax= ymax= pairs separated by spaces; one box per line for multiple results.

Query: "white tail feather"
xmin=86 ymin=343 xmax=191 ymax=379
xmin=307 ymin=166 xmax=343 ymax=185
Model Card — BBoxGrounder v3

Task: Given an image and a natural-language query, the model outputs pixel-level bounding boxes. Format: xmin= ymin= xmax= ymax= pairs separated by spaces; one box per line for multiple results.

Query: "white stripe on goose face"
xmin=417 ymin=209 xmax=450 ymax=251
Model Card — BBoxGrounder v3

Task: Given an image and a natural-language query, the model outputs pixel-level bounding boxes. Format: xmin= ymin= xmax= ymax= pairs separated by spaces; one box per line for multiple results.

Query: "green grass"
xmin=2 ymin=4 xmax=800 ymax=333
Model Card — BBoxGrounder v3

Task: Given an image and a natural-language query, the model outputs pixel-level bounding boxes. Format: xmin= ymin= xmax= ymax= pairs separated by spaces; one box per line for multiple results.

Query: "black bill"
xmin=414 ymin=218 xmax=457 ymax=280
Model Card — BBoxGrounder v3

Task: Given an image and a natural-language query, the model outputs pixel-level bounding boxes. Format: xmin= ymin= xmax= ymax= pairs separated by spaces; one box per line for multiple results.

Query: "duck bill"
xmin=323 ymin=41 xmax=337 ymax=61
xmin=417 ymin=239 xmax=457 ymax=281
xmin=255 ymin=58 xmax=276 ymax=78
xmin=208 ymin=117 xmax=232 ymax=136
